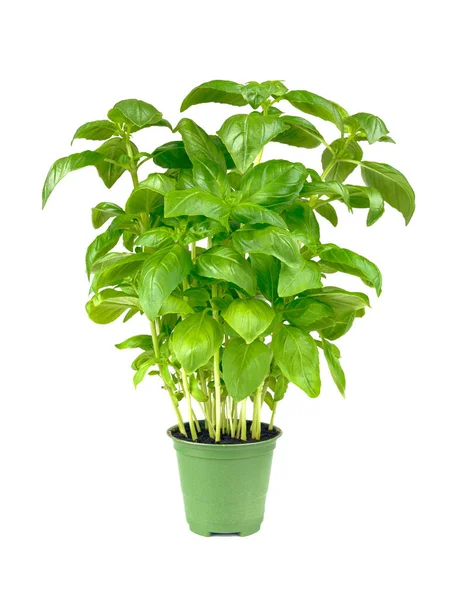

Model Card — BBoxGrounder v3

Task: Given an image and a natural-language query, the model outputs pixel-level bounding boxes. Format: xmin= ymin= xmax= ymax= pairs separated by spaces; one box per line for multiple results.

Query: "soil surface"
xmin=171 ymin=420 xmax=279 ymax=444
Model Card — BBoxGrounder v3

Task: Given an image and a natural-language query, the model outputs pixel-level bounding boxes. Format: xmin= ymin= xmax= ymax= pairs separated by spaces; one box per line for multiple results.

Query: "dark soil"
xmin=171 ymin=420 xmax=280 ymax=444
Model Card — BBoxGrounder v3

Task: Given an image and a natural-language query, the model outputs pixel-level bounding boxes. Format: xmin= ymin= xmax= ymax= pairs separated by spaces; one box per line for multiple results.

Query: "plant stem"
xmin=213 ymin=349 xmax=221 ymax=442
xmin=269 ymin=402 xmax=277 ymax=431
xmin=240 ymin=398 xmax=247 ymax=441
xmin=181 ymin=367 xmax=197 ymax=441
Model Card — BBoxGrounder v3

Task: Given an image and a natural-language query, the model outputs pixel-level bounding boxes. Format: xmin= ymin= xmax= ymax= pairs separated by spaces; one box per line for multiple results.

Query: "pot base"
xmin=189 ymin=521 xmax=261 ymax=537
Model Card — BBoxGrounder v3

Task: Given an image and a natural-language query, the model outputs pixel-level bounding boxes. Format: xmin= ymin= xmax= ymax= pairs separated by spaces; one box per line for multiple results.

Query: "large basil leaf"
xmin=346 ymin=112 xmax=389 ymax=144
xmin=240 ymin=160 xmax=307 ymax=207
xmin=297 ymin=286 xmax=370 ymax=312
xmin=126 ymin=173 xmax=175 ymax=214
xmin=231 ymin=203 xmax=288 ymax=229
xmin=172 ymin=312 xmax=223 ymax=373
xmin=284 ymin=297 xmax=335 ymax=331
xmin=134 ymin=227 xmax=175 ymax=249
xmin=164 ymin=188 xmax=230 ymax=226
xmin=42 ymin=150 xmax=104 ymax=207
xmin=360 ymin=162 xmax=415 ymax=224
xmin=319 ymin=244 xmax=382 ymax=296
xmin=320 ymin=310 xmax=359 ymax=340
xmin=285 ymin=203 xmax=320 ymax=248
xmin=85 ymin=223 xmax=122 ymax=277
xmin=180 ymin=80 xmax=246 ymax=112
xmin=273 ymin=115 xmax=324 ymax=149
xmin=222 ymin=338 xmax=271 ymax=400
xmin=86 ymin=289 xmax=141 ymax=324
xmin=222 ymin=299 xmax=275 ymax=343
xmin=315 ymin=203 xmax=338 ymax=226
xmin=115 ymin=335 xmax=153 ymax=350
xmin=107 ymin=99 xmax=163 ymax=129
xmin=217 ymin=113 xmax=289 ymax=173
xmin=158 ymin=294 xmax=193 ymax=316
xmin=151 ymin=141 xmax=192 ymax=169
xmin=321 ymin=139 xmax=363 ymax=182
xmin=250 ymin=254 xmax=280 ymax=303
xmin=347 ymin=185 xmax=384 ymax=226
xmin=91 ymin=202 xmax=125 ymax=229
xmin=91 ymin=253 xmax=148 ymax=292
xmin=195 ymin=246 xmax=256 ymax=295
xmin=138 ymin=244 xmax=192 ymax=319
xmin=278 ymin=258 xmax=322 ymax=297
xmin=321 ymin=338 xmax=346 ymax=396
xmin=272 ymin=325 xmax=321 ymax=397
xmin=95 ymin=138 xmax=136 ymax=188
xmin=72 ymin=120 xmax=118 ymax=143
xmin=283 ymin=90 xmax=348 ymax=132
xmin=232 ymin=226 xmax=301 ymax=267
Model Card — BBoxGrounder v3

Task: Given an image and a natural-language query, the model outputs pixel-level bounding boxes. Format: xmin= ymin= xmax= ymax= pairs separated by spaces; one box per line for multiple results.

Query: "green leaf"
xmin=346 ymin=112 xmax=389 ymax=144
xmin=175 ymin=119 xmax=229 ymax=198
xmin=284 ymin=297 xmax=335 ymax=331
xmin=319 ymin=310 xmax=361 ymax=340
xmin=126 ymin=173 xmax=176 ymax=214
xmin=315 ymin=203 xmax=338 ymax=226
xmin=151 ymin=141 xmax=192 ymax=169
xmin=91 ymin=202 xmax=125 ymax=229
xmin=86 ymin=289 xmax=141 ymax=324
xmin=107 ymin=99 xmax=163 ymax=129
xmin=232 ymin=226 xmax=301 ymax=267
xmin=297 ymin=286 xmax=371 ymax=312
xmin=133 ymin=356 xmax=159 ymax=388
xmin=85 ymin=223 xmax=122 ymax=277
xmin=321 ymin=139 xmax=363 ymax=182
xmin=72 ymin=120 xmax=118 ymax=144
xmin=241 ymin=81 xmax=280 ymax=109
xmin=285 ymin=203 xmax=320 ymax=248
xmin=273 ymin=115 xmax=324 ymax=149
xmin=278 ymin=258 xmax=322 ymax=297
xmin=283 ymin=90 xmax=348 ymax=132
xmin=272 ymin=325 xmax=321 ymax=397
xmin=182 ymin=219 xmax=226 ymax=244
xmin=346 ymin=185 xmax=385 ymax=226
xmin=217 ymin=113 xmax=289 ymax=173
xmin=319 ymin=244 xmax=382 ymax=296
xmin=172 ymin=312 xmax=223 ymax=373
xmin=138 ymin=244 xmax=192 ymax=320
xmin=240 ymin=159 xmax=308 ymax=207
xmin=250 ymin=254 xmax=280 ymax=303
xmin=91 ymin=253 xmax=149 ymax=292
xmin=158 ymin=295 xmax=193 ymax=316
xmin=222 ymin=299 xmax=275 ymax=343
xmin=115 ymin=335 xmax=153 ymax=350
xmin=190 ymin=376 xmax=207 ymax=402
xmin=135 ymin=227 xmax=175 ymax=249
xmin=301 ymin=181 xmax=350 ymax=208
xmin=42 ymin=150 xmax=104 ymax=207
xmin=360 ymin=162 xmax=415 ymax=224
xmin=164 ymin=188 xmax=230 ymax=226
xmin=195 ymin=245 xmax=256 ymax=296
xmin=222 ymin=339 xmax=271 ymax=401
xmin=320 ymin=338 xmax=346 ymax=396
xmin=274 ymin=375 xmax=289 ymax=402
xmin=181 ymin=80 xmax=246 ymax=112
xmin=95 ymin=138 xmax=136 ymax=189
xmin=231 ymin=203 xmax=288 ymax=229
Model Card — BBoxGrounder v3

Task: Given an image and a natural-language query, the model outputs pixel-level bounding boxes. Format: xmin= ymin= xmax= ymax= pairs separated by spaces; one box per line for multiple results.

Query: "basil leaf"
xmin=321 ymin=139 xmax=363 ymax=182
xmin=320 ymin=338 xmax=346 ymax=396
xmin=283 ymin=90 xmax=348 ymax=132
xmin=126 ymin=173 xmax=176 ymax=214
xmin=138 ymin=244 xmax=192 ymax=319
xmin=158 ymin=295 xmax=194 ymax=316
xmin=164 ymin=188 xmax=230 ymax=226
xmin=319 ymin=244 xmax=382 ymax=296
xmin=115 ymin=335 xmax=153 ymax=350
xmin=241 ymin=81 xmax=282 ymax=109
xmin=250 ymin=254 xmax=280 ymax=304
xmin=315 ymin=203 xmax=338 ymax=227
xmin=42 ymin=150 xmax=104 ymax=207
xmin=91 ymin=202 xmax=125 ymax=229
xmin=151 ymin=141 xmax=192 ymax=169
xmin=217 ymin=113 xmax=288 ymax=173
xmin=195 ymin=246 xmax=256 ymax=296
xmin=107 ymin=99 xmax=163 ymax=129
xmin=231 ymin=203 xmax=288 ymax=229
xmin=135 ymin=227 xmax=175 ymax=249
xmin=91 ymin=253 xmax=148 ymax=293
xmin=297 ymin=286 xmax=370 ymax=312
xmin=301 ymin=181 xmax=350 ymax=209
xmin=95 ymin=137 xmax=136 ymax=189
xmin=278 ymin=258 xmax=322 ymax=297
xmin=285 ymin=203 xmax=320 ymax=248
xmin=272 ymin=325 xmax=321 ymax=397
xmin=222 ymin=299 xmax=275 ymax=344
xmin=319 ymin=310 xmax=359 ymax=340
xmin=181 ymin=80 xmax=246 ymax=112
xmin=360 ymin=162 xmax=415 ymax=224
xmin=232 ymin=226 xmax=301 ymax=267
xmin=222 ymin=338 xmax=271 ymax=401
xmin=346 ymin=185 xmax=385 ymax=226
xmin=346 ymin=112 xmax=389 ymax=144
xmin=72 ymin=120 xmax=118 ymax=143
xmin=240 ymin=159 xmax=307 ymax=207
xmin=172 ymin=312 xmax=223 ymax=373
xmin=85 ymin=223 xmax=122 ymax=277
xmin=273 ymin=115 xmax=324 ymax=149
xmin=86 ymin=289 xmax=141 ymax=324
xmin=284 ymin=297 xmax=335 ymax=331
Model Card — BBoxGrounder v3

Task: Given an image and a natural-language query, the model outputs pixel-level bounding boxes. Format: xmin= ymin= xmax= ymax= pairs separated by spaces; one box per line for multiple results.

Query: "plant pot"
xmin=167 ymin=423 xmax=282 ymax=537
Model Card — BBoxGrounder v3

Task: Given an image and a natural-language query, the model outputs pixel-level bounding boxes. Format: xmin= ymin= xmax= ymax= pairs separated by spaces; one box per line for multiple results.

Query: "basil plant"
xmin=42 ymin=80 xmax=415 ymax=442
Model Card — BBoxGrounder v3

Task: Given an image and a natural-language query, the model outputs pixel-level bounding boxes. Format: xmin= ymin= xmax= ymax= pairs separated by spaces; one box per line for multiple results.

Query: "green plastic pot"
xmin=167 ymin=424 xmax=282 ymax=537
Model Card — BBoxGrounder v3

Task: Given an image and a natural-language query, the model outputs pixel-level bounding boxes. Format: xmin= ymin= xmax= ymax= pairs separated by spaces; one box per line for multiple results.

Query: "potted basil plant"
xmin=43 ymin=79 xmax=415 ymax=536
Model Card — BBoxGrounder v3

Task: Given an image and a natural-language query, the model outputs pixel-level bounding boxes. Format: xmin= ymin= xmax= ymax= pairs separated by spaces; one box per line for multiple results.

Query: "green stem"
xmin=269 ymin=402 xmax=277 ymax=431
xmin=124 ymin=126 xmax=139 ymax=187
xmin=240 ymin=399 xmax=247 ymax=441
xmin=181 ymin=367 xmax=197 ymax=441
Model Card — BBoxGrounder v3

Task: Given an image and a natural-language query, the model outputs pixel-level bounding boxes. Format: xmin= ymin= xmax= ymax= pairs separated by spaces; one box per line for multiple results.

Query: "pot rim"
xmin=166 ymin=422 xmax=283 ymax=447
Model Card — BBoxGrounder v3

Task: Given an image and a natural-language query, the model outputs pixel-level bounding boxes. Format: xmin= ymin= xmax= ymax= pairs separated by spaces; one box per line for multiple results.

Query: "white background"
xmin=1 ymin=1 xmax=448 ymax=598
